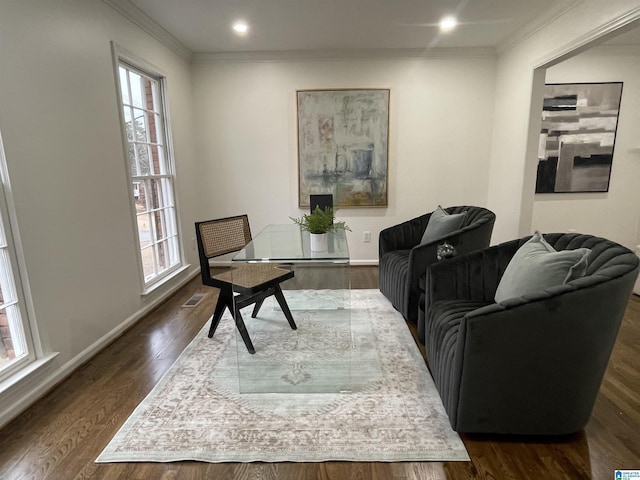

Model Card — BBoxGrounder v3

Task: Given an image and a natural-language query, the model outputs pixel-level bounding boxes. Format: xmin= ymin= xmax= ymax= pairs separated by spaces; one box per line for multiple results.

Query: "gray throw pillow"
xmin=420 ymin=206 xmax=466 ymax=244
xmin=494 ymin=231 xmax=590 ymax=303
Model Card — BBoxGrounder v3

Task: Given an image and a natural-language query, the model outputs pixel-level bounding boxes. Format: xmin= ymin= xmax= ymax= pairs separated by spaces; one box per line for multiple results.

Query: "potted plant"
xmin=291 ymin=206 xmax=350 ymax=251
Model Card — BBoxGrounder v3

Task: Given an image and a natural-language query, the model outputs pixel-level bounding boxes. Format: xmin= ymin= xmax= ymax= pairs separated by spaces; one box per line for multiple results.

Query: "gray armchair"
xmin=424 ymin=233 xmax=639 ymax=435
xmin=378 ymin=206 xmax=495 ymax=322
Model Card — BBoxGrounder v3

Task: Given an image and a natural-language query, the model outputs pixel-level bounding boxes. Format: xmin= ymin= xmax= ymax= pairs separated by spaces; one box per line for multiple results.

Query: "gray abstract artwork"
xmin=536 ymin=82 xmax=623 ymax=193
xmin=297 ymin=89 xmax=389 ymax=207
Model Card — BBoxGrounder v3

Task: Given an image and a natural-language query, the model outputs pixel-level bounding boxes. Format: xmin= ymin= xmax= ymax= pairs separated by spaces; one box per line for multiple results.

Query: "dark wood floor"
xmin=1 ymin=266 xmax=639 ymax=479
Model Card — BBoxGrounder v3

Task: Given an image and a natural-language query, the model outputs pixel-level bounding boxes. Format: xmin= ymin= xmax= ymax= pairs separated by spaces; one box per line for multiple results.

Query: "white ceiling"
xmin=125 ymin=0 xmax=582 ymax=54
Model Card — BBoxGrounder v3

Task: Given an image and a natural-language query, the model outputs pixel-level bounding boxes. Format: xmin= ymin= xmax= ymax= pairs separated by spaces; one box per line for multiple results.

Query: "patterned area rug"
xmin=96 ymin=290 xmax=469 ymax=463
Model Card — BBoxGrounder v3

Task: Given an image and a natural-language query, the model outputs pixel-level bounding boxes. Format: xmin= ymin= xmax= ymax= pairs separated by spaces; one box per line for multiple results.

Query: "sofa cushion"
xmin=494 ymin=231 xmax=590 ymax=303
xmin=421 ymin=205 xmax=466 ymax=244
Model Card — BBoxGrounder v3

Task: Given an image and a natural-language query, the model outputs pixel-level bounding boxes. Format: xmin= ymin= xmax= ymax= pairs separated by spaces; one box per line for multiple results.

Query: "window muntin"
xmin=0 ymin=135 xmax=34 ymax=381
xmin=117 ymin=62 xmax=182 ymax=287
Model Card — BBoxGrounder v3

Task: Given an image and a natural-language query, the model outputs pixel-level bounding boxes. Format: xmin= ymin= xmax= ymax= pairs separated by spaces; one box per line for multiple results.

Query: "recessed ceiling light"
xmin=232 ymin=21 xmax=249 ymax=35
xmin=439 ymin=16 xmax=457 ymax=32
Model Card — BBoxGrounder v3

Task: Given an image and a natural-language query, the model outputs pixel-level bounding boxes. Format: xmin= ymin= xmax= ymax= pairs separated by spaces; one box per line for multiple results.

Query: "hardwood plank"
xmin=0 ymin=269 xmax=639 ymax=480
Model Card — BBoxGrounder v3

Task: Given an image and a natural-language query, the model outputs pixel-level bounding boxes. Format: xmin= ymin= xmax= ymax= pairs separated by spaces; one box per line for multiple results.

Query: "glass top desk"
xmin=231 ymin=224 xmax=356 ymax=394
xmin=233 ymin=223 xmax=350 ymax=263
xmin=233 ymin=224 xmax=350 ymax=307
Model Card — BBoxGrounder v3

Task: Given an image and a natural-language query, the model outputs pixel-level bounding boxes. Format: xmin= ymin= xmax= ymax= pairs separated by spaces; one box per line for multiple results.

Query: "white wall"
xmin=487 ymin=0 xmax=640 ymax=244
xmin=0 ymin=0 xmax=199 ymax=426
xmin=532 ymin=45 xmax=640 ymax=250
xmin=192 ymin=56 xmax=497 ymax=262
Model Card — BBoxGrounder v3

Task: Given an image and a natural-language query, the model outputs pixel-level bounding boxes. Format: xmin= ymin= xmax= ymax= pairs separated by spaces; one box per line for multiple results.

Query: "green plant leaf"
xmin=290 ymin=206 xmax=351 ymax=234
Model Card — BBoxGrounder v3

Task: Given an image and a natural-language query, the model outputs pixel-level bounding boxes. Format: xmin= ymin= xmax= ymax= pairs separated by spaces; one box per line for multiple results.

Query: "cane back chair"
xmin=195 ymin=215 xmax=297 ymax=354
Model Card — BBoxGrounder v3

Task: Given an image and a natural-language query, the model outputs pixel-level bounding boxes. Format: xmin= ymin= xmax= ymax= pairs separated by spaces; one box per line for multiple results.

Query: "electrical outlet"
xmin=192 ymin=237 xmax=197 ymax=251
xmin=363 ymin=231 xmax=371 ymax=243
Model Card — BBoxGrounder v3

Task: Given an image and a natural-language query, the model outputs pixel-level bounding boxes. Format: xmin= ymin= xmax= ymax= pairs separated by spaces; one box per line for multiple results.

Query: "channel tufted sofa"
xmin=424 ymin=233 xmax=640 ymax=435
xmin=379 ymin=206 xmax=495 ymax=322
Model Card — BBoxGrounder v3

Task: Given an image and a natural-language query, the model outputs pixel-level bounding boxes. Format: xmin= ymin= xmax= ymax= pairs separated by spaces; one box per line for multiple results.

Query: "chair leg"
xmin=208 ymin=288 xmax=233 ymax=338
xmin=251 ymin=298 xmax=265 ymax=318
xmin=233 ymin=305 xmax=256 ymax=354
xmin=274 ymin=285 xmax=297 ymax=330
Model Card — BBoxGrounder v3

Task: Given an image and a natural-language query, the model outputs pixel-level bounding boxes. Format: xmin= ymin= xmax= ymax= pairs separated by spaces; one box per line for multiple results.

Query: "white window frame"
xmin=0 ymin=130 xmax=45 ymax=385
xmin=112 ymin=45 xmax=185 ymax=293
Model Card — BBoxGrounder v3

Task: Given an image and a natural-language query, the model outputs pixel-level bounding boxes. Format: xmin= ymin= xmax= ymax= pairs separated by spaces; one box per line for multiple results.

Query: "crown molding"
xmin=191 ymin=47 xmax=496 ymax=64
xmin=532 ymin=6 xmax=640 ymax=68
xmin=102 ymin=0 xmax=192 ymax=61
xmin=496 ymin=0 xmax=585 ymax=55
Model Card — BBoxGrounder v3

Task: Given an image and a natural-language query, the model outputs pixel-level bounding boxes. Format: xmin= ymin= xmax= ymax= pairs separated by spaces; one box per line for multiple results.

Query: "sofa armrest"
xmin=405 ymin=224 xmax=490 ymax=303
xmin=407 ymin=241 xmax=440 ymax=295
xmin=379 ymin=213 xmax=431 ymax=257
xmin=426 ymin=238 xmax=522 ymax=307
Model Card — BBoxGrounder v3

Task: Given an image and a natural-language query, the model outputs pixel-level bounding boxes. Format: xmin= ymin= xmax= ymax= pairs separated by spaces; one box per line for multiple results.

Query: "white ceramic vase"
xmin=310 ymin=232 xmax=328 ymax=251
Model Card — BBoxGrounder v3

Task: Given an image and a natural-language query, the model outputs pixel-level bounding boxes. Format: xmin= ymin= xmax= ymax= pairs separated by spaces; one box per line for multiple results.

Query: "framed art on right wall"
xmin=535 ymin=82 xmax=623 ymax=193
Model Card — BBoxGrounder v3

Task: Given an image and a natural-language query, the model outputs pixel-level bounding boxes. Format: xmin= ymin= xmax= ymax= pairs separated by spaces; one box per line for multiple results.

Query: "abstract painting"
xmin=297 ymin=89 xmax=390 ymax=207
xmin=535 ymin=82 xmax=623 ymax=193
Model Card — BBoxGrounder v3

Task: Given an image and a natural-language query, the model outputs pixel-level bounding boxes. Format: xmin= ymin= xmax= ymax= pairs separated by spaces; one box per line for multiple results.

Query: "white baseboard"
xmin=0 ymin=267 xmax=201 ymax=430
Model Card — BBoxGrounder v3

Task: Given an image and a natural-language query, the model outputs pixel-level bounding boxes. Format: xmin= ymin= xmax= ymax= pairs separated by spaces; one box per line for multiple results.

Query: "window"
xmin=116 ymin=61 xmax=182 ymax=289
xmin=0 ymin=133 xmax=35 ymax=382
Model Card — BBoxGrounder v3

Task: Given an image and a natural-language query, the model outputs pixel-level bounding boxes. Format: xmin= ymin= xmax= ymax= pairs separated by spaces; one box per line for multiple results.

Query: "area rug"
xmin=96 ymin=289 xmax=469 ymax=463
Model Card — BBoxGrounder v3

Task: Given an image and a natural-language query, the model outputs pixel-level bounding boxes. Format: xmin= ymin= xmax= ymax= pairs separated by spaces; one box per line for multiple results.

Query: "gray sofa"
xmin=379 ymin=206 xmax=495 ymax=322
xmin=424 ymin=233 xmax=639 ymax=435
